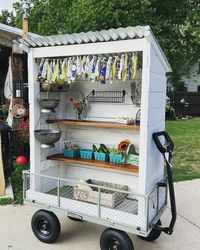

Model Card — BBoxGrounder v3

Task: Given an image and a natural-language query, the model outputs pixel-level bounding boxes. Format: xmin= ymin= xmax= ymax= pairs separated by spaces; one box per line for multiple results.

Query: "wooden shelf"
xmin=46 ymin=119 xmax=140 ymax=130
xmin=47 ymin=154 xmax=139 ymax=174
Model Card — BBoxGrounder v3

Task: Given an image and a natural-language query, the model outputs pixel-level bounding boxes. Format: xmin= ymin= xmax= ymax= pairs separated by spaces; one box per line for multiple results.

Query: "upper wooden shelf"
xmin=46 ymin=119 xmax=140 ymax=130
xmin=47 ymin=154 xmax=139 ymax=174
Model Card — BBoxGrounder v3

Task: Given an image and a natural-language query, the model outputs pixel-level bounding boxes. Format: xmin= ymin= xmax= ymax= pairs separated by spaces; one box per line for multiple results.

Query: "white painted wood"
xmin=146 ymin=33 xmax=172 ymax=72
xmin=148 ymin=73 xmax=167 ymax=92
xmin=32 ymin=39 xmax=146 ymax=58
xmin=28 ymin=36 xmax=168 ymax=198
xmin=139 ymin=43 xmax=167 ymax=194
xmin=147 ymin=107 xmax=165 ymax=127
xmin=60 ymin=126 xmax=140 ymax=155
xmin=138 ymin=41 xmax=150 ymax=194
xmin=60 ymin=163 xmax=138 ymax=191
xmin=28 ymin=49 xmax=41 ymax=174
xmin=147 ymin=92 xmax=166 ymax=109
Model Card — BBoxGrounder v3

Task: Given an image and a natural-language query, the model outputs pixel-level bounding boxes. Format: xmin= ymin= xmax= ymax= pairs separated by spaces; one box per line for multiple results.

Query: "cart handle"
xmin=153 ymin=131 xmax=174 ymax=154
xmin=153 ymin=131 xmax=177 ymax=235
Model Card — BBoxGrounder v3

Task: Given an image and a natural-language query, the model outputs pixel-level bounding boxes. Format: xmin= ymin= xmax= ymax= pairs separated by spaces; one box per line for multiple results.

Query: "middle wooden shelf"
xmin=47 ymin=154 xmax=139 ymax=174
xmin=46 ymin=119 xmax=140 ymax=130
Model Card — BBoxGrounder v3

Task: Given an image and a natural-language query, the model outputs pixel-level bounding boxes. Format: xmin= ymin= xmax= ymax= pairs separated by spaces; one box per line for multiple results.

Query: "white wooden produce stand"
xmin=21 ymin=26 xmax=176 ymax=249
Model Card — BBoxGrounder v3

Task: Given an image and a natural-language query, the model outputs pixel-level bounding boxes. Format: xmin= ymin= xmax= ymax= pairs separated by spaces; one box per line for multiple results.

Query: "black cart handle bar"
xmin=153 ymin=131 xmax=177 ymax=235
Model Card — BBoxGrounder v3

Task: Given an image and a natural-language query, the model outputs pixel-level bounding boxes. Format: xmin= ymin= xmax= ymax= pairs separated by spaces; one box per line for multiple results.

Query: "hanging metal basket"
xmin=34 ymin=129 xmax=62 ymax=148
xmin=37 ymin=98 xmax=60 ymax=110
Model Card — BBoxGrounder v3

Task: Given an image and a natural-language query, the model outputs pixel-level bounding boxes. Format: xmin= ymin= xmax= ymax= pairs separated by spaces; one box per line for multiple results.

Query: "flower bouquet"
xmin=68 ymin=92 xmax=88 ymax=120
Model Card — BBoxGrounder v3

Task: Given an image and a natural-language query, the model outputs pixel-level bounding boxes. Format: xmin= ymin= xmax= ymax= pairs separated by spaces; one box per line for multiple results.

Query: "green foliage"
xmin=11 ymin=162 xmax=30 ymax=204
xmin=0 ymin=198 xmax=13 ymax=205
xmin=0 ymin=9 xmax=15 ymax=25
xmin=2 ymin=0 xmax=200 ymax=89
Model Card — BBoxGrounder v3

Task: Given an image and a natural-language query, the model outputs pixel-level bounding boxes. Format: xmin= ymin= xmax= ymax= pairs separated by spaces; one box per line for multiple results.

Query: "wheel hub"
xmin=38 ymin=220 xmax=51 ymax=236
xmin=108 ymin=239 xmax=120 ymax=250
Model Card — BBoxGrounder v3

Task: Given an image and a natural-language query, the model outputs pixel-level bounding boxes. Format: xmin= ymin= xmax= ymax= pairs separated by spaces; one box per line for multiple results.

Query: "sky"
xmin=0 ymin=0 xmax=18 ymax=12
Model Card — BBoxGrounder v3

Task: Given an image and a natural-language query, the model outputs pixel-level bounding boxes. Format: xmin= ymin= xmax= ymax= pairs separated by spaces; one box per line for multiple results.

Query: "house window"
xmin=198 ymin=86 xmax=200 ymax=92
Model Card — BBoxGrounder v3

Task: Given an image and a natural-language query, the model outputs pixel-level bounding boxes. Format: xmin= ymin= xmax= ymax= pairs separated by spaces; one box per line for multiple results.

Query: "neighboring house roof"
xmin=0 ymin=23 xmax=41 ymax=47
xmin=19 ymin=25 xmax=171 ymax=72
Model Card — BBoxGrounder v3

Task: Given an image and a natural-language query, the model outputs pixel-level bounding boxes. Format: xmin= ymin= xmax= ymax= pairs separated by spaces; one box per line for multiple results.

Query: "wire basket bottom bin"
xmin=23 ymin=171 xmax=168 ymax=234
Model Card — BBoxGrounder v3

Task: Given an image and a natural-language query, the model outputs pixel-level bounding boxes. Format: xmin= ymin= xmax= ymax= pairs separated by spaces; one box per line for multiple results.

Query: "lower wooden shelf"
xmin=47 ymin=154 xmax=139 ymax=174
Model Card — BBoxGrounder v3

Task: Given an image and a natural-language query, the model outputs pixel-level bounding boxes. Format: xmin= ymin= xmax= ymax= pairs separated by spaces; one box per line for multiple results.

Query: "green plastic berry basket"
xmin=64 ymin=149 xmax=80 ymax=158
xmin=80 ymin=149 xmax=94 ymax=160
xmin=109 ymin=154 xmax=123 ymax=164
xmin=94 ymin=152 xmax=109 ymax=161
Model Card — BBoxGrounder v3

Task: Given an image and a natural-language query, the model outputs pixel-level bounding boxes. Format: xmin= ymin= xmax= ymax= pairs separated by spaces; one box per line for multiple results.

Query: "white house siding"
xmin=181 ymin=61 xmax=200 ymax=92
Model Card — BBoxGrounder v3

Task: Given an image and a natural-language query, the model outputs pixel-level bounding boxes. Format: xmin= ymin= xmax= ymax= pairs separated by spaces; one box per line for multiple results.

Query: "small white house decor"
xmin=21 ymin=26 xmax=176 ymax=250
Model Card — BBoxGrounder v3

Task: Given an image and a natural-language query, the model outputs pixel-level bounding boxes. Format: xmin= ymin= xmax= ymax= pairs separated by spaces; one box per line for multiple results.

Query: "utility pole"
xmin=22 ymin=1 xmax=29 ymax=39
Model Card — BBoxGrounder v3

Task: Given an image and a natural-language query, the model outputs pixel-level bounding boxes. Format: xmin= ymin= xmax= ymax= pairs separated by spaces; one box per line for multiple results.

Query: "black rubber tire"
xmin=139 ymin=219 xmax=162 ymax=242
xmin=100 ymin=228 xmax=134 ymax=250
xmin=67 ymin=216 xmax=83 ymax=222
xmin=31 ymin=209 xmax=61 ymax=243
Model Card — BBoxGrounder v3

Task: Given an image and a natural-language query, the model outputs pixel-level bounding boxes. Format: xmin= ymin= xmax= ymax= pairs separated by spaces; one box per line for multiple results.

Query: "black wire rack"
xmin=88 ymin=90 xmax=126 ymax=103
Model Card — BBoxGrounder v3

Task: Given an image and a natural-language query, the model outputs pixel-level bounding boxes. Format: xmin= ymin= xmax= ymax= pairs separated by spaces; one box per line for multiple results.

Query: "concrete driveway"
xmin=0 ymin=179 xmax=200 ymax=250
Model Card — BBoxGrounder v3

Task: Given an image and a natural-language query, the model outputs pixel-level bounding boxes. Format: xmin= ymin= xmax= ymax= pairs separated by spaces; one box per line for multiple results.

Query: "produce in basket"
xmin=92 ymin=144 xmax=110 ymax=153
xmin=64 ymin=143 xmax=80 ymax=150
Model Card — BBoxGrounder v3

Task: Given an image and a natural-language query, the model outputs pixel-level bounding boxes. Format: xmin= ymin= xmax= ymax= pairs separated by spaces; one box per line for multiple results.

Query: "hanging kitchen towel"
xmin=4 ymin=56 xmax=13 ymax=99
xmin=111 ymin=56 xmax=118 ymax=83
xmin=132 ymin=52 xmax=138 ymax=80
xmin=95 ymin=56 xmax=101 ymax=82
xmin=52 ymin=59 xmax=60 ymax=82
xmin=4 ymin=56 xmax=13 ymax=127
xmin=76 ymin=56 xmax=82 ymax=77
xmin=71 ymin=57 xmax=77 ymax=82
xmin=99 ymin=58 xmax=107 ymax=84
xmin=118 ymin=54 xmax=124 ymax=80
xmin=105 ymin=56 xmax=112 ymax=82
xmin=122 ymin=53 xmax=128 ymax=82
xmin=67 ymin=58 xmax=72 ymax=84
xmin=0 ymin=134 xmax=5 ymax=196
xmin=60 ymin=59 xmax=67 ymax=82
xmin=37 ymin=59 xmax=44 ymax=81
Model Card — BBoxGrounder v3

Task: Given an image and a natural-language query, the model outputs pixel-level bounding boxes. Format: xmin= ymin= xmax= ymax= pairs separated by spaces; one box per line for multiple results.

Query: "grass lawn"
xmin=166 ymin=117 xmax=200 ymax=182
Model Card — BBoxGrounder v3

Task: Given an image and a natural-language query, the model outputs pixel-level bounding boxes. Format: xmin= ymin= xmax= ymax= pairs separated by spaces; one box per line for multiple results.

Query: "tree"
xmin=0 ymin=9 xmax=15 ymax=26
xmin=13 ymin=0 xmax=200 ymax=89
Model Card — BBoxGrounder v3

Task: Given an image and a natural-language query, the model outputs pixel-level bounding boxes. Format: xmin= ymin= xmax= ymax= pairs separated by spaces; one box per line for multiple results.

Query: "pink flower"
xmin=68 ymin=97 xmax=75 ymax=103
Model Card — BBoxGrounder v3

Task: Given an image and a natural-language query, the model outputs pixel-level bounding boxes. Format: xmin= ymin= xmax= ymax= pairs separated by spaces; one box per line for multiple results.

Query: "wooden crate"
xmin=74 ymin=180 xmax=128 ymax=208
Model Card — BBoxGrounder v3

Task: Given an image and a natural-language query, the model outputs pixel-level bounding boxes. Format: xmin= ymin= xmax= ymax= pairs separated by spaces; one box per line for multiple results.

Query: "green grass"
xmin=11 ymin=163 xmax=30 ymax=204
xmin=0 ymin=198 xmax=13 ymax=205
xmin=166 ymin=117 xmax=200 ymax=182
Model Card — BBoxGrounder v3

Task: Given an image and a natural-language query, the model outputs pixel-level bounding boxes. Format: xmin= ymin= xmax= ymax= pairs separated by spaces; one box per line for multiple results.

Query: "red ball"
xmin=16 ymin=156 xmax=28 ymax=165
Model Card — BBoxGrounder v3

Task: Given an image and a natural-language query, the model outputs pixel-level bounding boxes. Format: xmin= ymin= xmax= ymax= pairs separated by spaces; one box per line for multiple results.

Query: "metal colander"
xmin=34 ymin=129 xmax=62 ymax=144
xmin=37 ymin=99 xmax=60 ymax=109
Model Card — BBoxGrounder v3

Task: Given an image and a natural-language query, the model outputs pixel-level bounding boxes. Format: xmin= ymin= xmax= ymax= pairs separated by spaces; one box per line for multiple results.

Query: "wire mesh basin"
xmin=34 ymin=129 xmax=62 ymax=148
xmin=23 ymin=171 xmax=168 ymax=235
xmin=37 ymin=98 xmax=60 ymax=110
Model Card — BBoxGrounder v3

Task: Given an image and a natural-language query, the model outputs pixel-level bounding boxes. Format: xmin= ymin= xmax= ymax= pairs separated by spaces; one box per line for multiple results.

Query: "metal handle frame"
xmin=153 ymin=131 xmax=177 ymax=235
